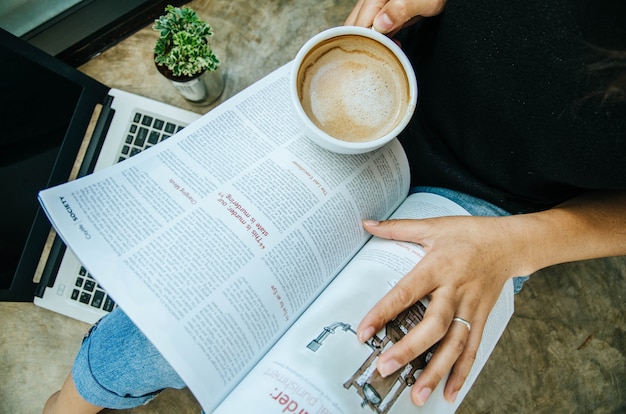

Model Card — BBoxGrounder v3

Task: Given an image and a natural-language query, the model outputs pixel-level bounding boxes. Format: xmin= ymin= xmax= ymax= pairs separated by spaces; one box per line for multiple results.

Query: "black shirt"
xmin=399 ymin=0 xmax=626 ymax=213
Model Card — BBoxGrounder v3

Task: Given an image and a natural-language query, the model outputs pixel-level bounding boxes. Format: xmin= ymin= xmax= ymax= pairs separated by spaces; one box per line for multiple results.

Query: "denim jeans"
xmin=71 ymin=187 xmax=528 ymax=409
xmin=72 ymin=307 xmax=186 ymax=408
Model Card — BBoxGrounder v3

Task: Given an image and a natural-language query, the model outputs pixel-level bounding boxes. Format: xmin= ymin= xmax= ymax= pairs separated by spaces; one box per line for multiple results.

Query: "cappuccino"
xmin=297 ymin=34 xmax=410 ymax=142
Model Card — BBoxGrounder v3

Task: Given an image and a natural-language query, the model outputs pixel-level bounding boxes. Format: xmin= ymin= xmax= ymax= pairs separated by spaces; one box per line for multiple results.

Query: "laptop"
xmin=0 ymin=27 xmax=202 ymax=324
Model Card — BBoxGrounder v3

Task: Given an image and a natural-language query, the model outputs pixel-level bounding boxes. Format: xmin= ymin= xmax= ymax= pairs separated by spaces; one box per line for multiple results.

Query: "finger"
xmin=410 ymin=317 xmax=471 ymax=406
xmin=344 ymin=0 xmax=365 ymax=26
xmin=443 ymin=318 xmax=484 ymax=403
xmin=356 ymin=220 xmax=431 ymax=344
xmin=355 ymin=251 xmax=446 ymax=344
xmin=356 ymin=271 xmax=430 ymax=343
xmin=373 ymin=290 xmax=456 ymax=377
xmin=356 ymin=245 xmax=442 ymax=344
xmin=344 ymin=0 xmax=388 ymax=27
xmin=373 ymin=0 xmax=447 ymax=33
xmin=362 ymin=219 xmax=429 ymax=245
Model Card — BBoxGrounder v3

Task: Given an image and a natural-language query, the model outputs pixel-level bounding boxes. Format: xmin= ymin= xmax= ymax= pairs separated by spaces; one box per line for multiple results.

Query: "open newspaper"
xmin=38 ymin=62 xmax=513 ymax=413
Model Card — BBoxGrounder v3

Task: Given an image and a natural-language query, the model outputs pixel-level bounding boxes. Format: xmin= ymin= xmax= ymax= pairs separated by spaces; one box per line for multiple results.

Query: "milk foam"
xmin=299 ymin=36 xmax=409 ymax=142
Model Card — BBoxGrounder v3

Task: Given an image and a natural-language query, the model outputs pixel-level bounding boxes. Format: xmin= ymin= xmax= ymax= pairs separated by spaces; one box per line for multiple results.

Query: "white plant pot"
xmin=170 ymin=68 xmax=225 ymax=105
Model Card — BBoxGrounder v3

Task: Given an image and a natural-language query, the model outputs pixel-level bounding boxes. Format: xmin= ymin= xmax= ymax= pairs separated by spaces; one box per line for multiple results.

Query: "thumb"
xmin=373 ymin=0 xmax=447 ymax=33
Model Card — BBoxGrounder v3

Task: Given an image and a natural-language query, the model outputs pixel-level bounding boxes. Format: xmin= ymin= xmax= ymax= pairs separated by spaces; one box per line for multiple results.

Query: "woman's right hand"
xmin=345 ymin=0 xmax=447 ymax=36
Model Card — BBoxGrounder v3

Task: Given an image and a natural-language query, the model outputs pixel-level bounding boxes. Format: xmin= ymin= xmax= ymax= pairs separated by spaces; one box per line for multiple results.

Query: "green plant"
xmin=153 ymin=5 xmax=220 ymax=78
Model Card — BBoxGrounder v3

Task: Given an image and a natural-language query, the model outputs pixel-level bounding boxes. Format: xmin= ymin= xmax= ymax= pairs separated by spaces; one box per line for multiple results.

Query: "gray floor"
xmin=1 ymin=1 xmax=625 ymax=413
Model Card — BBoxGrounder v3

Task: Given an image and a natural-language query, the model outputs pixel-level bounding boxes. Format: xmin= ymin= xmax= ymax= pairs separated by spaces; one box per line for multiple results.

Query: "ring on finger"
xmin=452 ymin=316 xmax=471 ymax=332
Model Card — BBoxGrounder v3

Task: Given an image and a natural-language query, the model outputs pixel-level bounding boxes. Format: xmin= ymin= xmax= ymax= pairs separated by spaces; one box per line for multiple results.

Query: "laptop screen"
xmin=0 ymin=28 xmax=109 ymax=301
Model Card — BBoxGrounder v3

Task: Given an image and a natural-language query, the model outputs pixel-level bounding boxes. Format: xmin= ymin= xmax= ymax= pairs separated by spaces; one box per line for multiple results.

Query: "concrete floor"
xmin=1 ymin=1 xmax=625 ymax=413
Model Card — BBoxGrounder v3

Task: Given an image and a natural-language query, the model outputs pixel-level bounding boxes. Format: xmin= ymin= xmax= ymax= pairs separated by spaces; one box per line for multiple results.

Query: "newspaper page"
xmin=37 ymin=62 xmax=411 ymax=411
xmin=215 ymin=192 xmax=515 ymax=414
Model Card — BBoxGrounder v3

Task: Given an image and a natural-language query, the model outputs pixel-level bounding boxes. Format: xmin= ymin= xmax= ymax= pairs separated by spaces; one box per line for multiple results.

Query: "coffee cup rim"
xmin=290 ymin=26 xmax=418 ymax=154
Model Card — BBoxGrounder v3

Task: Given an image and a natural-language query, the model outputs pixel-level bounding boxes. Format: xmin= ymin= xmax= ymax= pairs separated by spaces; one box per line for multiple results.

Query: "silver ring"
xmin=452 ymin=317 xmax=471 ymax=332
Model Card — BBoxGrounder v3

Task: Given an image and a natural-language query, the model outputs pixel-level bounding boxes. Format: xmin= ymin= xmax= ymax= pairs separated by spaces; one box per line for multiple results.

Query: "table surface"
xmin=1 ymin=1 xmax=625 ymax=413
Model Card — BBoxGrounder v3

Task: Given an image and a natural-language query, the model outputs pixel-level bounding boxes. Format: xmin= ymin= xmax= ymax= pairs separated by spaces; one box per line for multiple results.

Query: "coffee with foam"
xmin=297 ymin=34 xmax=410 ymax=142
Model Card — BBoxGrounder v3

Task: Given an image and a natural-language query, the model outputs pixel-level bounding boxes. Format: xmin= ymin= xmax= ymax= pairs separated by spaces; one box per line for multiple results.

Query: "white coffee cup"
xmin=290 ymin=26 xmax=417 ymax=154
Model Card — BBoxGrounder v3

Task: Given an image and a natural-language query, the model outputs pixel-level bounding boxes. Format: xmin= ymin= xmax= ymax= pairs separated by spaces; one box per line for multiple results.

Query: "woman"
xmin=44 ymin=0 xmax=626 ymax=412
xmin=347 ymin=0 xmax=626 ymax=406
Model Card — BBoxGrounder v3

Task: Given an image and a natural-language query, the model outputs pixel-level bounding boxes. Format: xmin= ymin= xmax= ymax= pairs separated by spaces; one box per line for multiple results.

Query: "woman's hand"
xmin=345 ymin=0 xmax=447 ymax=36
xmin=358 ymin=215 xmax=526 ymax=406
xmin=359 ymin=189 xmax=626 ymax=406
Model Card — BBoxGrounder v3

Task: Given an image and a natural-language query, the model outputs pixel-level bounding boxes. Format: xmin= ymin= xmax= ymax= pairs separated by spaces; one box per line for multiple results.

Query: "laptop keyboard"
xmin=118 ymin=111 xmax=186 ymax=163
xmin=71 ymin=266 xmax=116 ymax=312
xmin=69 ymin=110 xmax=188 ymax=313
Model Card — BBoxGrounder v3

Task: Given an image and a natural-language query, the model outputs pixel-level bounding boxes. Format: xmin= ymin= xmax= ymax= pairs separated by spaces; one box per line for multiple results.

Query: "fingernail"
xmin=374 ymin=13 xmax=393 ymax=32
xmin=448 ymin=390 xmax=459 ymax=403
xmin=378 ymin=358 xmax=402 ymax=377
xmin=416 ymin=387 xmax=432 ymax=406
xmin=357 ymin=326 xmax=375 ymax=342
xmin=362 ymin=219 xmax=380 ymax=226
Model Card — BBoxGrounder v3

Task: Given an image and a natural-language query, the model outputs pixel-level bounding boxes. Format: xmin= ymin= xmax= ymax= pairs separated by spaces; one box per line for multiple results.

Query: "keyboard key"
xmin=91 ymin=290 xmax=105 ymax=308
xmin=148 ymin=131 xmax=160 ymax=145
xmin=75 ymin=277 xmax=84 ymax=287
xmin=71 ymin=289 xmax=79 ymax=300
xmin=133 ymin=113 xmax=141 ymax=123
xmin=103 ymin=297 xmax=116 ymax=312
xmin=141 ymin=115 xmax=153 ymax=126
xmin=79 ymin=292 xmax=91 ymax=304
xmin=135 ymin=128 xmax=148 ymax=146
xmin=153 ymin=119 xmax=164 ymax=130
xmin=84 ymin=280 xmax=96 ymax=292
xmin=165 ymin=122 xmax=176 ymax=133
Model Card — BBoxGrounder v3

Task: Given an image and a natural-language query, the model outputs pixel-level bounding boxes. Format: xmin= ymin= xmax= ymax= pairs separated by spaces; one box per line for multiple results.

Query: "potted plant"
xmin=153 ymin=5 xmax=224 ymax=104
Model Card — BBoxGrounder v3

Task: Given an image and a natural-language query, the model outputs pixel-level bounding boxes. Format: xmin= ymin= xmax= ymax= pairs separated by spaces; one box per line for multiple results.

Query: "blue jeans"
xmin=72 ymin=308 xmax=186 ymax=408
xmin=71 ymin=187 xmax=528 ymax=408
